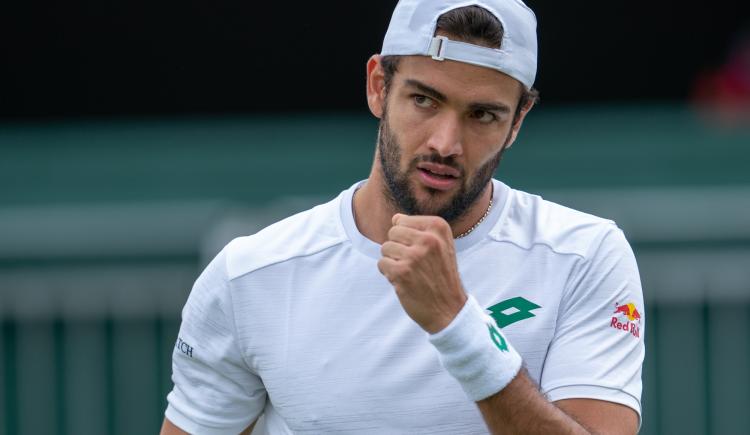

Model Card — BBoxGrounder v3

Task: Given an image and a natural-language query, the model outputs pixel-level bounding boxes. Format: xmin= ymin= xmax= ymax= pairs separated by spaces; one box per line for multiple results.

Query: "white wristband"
xmin=428 ymin=294 xmax=523 ymax=401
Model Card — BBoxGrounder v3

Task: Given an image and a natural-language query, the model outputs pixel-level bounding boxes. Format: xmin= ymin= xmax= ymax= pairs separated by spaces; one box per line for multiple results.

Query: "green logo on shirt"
xmin=487 ymin=297 xmax=541 ymax=328
xmin=488 ymin=324 xmax=508 ymax=352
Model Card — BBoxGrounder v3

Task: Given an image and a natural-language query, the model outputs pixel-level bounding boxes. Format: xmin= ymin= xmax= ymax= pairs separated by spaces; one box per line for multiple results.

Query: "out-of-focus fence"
xmin=1 ymin=107 xmax=749 ymax=434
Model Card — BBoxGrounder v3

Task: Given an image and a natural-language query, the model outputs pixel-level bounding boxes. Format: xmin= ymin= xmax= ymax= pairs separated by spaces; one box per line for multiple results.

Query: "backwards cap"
xmin=380 ymin=0 xmax=538 ymax=89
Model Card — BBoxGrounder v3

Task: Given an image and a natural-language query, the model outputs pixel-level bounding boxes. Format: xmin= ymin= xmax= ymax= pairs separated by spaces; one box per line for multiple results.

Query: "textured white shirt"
xmin=166 ymin=179 xmax=645 ymax=434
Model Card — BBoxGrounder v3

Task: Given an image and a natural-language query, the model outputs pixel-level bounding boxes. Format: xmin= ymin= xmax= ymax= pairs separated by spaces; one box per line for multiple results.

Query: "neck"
xmin=353 ymin=163 xmax=494 ymax=244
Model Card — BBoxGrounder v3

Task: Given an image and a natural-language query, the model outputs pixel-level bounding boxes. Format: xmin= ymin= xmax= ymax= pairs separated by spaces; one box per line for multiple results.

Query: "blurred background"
xmin=1 ymin=0 xmax=749 ymax=434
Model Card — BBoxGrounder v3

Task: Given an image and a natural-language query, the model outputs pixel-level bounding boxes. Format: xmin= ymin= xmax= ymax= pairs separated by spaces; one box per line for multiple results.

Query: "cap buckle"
xmin=428 ymin=35 xmax=448 ymax=61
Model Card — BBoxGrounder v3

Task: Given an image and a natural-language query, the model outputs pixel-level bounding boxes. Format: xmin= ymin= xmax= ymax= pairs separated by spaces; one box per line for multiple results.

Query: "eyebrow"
xmin=403 ymin=79 xmax=512 ymax=114
xmin=469 ymin=102 xmax=511 ymax=115
xmin=404 ymin=79 xmax=447 ymax=102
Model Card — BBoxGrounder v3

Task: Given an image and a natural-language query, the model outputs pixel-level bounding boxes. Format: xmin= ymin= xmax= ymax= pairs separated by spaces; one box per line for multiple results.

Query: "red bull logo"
xmin=610 ymin=302 xmax=641 ymax=338
xmin=614 ymin=303 xmax=641 ymax=322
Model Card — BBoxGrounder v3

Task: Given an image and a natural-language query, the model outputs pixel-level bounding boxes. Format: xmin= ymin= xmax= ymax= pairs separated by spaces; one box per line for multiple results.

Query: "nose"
xmin=426 ymin=113 xmax=463 ymax=157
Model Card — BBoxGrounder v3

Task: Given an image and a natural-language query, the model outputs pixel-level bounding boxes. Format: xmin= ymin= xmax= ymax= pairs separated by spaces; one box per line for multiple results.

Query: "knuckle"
xmin=397 ymin=262 xmax=411 ymax=275
xmin=377 ymin=258 xmax=387 ymax=273
xmin=423 ymin=233 xmax=440 ymax=249
xmin=425 ymin=219 xmax=438 ymax=231
xmin=378 ymin=262 xmax=397 ymax=283
xmin=413 ymin=244 xmax=429 ymax=259
xmin=428 ymin=216 xmax=448 ymax=230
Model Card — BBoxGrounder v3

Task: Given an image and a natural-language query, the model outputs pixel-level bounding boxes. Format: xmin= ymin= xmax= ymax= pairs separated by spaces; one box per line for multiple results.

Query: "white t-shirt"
xmin=165 ymin=179 xmax=645 ymax=434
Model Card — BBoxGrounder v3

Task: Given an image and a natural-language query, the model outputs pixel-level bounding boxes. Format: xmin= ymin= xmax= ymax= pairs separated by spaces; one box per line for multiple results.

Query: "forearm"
xmin=160 ymin=417 xmax=257 ymax=435
xmin=476 ymin=370 xmax=590 ymax=435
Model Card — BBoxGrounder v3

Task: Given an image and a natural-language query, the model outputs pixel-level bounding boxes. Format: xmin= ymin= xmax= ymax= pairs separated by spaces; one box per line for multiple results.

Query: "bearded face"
xmin=377 ymin=108 xmax=506 ymax=224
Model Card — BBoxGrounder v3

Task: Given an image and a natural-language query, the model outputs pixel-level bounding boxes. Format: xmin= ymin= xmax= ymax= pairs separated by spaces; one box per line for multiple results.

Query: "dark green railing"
xmin=2 ymin=299 xmax=748 ymax=434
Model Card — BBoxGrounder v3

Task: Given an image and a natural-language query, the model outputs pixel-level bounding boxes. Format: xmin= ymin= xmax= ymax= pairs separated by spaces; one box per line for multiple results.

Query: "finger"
xmin=377 ymin=256 xmax=401 ymax=281
xmin=387 ymin=224 xmax=422 ymax=246
xmin=380 ymin=240 xmax=409 ymax=260
xmin=395 ymin=214 xmax=454 ymax=241
xmin=392 ymin=214 xmax=441 ymax=231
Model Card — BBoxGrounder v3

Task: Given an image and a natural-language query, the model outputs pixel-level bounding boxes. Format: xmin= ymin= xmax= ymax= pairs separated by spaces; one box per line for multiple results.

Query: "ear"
xmin=366 ymin=55 xmax=387 ymax=119
xmin=503 ymin=96 xmax=534 ymax=150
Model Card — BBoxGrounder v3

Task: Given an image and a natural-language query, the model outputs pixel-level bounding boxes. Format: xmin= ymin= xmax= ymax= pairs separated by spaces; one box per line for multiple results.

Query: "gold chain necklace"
xmin=455 ymin=197 xmax=493 ymax=239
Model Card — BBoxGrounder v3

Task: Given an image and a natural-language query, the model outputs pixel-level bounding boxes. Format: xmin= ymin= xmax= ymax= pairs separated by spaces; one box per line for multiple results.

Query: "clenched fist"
xmin=378 ymin=213 xmax=468 ymax=334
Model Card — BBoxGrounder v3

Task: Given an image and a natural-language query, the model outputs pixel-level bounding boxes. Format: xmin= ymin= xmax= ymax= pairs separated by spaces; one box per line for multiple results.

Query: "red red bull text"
xmin=610 ymin=302 xmax=641 ymax=338
xmin=609 ymin=317 xmax=640 ymax=337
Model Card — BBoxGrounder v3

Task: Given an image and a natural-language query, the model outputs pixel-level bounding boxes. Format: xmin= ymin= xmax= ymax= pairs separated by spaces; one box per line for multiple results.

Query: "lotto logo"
xmin=487 ymin=296 xmax=541 ymax=328
xmin=488 ymin=324 xmax=509 ymax=352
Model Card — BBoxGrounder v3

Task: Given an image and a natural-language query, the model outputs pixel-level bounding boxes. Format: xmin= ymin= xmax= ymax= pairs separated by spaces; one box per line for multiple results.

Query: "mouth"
xmin=415 ymin=162 xmax=461 ymax=191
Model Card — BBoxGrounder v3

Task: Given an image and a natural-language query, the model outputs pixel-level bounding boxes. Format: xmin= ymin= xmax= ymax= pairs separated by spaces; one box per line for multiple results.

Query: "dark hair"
xmin=380 ymin=5 xmax=539 ymax=121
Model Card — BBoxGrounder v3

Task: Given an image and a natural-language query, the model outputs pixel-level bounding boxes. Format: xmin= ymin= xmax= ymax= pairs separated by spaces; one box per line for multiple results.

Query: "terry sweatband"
xmin=429 ymin=294 xmax=523 ymax=401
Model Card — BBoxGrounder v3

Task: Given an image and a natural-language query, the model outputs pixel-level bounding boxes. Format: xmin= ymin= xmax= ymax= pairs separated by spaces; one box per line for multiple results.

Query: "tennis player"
xmin=161 ymin=1 xmax=644 ymax=433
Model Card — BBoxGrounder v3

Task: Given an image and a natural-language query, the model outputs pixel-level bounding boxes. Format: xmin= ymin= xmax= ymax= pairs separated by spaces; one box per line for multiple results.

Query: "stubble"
xmin=377 ymin=111 xmax=507 ymax=224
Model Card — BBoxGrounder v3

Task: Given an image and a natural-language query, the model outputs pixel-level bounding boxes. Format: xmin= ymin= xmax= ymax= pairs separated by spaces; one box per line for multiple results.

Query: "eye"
xmin=471 ymin=110 xmax=497 ymax=124
xmin=413 ymin=94 xmax=435 ymax=109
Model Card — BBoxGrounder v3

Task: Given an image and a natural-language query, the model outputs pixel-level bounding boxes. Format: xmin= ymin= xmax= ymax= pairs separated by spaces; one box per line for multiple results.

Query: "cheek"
xmin=463 ymin=131 xmax=507 ymax=169
xmin=387 ymin=110 xmax=428 ymax=156
xmin=466 ymin=120 xmax=512 ymax=145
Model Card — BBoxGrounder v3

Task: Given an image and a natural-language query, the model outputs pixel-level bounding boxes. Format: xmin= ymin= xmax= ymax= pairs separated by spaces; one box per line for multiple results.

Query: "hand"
xmin=378 ymin=213 xmax=468 ymax=334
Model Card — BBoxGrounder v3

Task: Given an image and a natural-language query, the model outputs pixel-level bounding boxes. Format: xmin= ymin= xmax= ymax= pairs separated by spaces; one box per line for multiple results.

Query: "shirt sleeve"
xmin=540 ymin=226 xmax=645 ymax=421
xmin=165 ymin=248 xmax=267 ymax=435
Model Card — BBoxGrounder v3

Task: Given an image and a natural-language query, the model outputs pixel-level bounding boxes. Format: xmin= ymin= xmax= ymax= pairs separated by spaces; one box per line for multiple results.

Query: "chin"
xmin=412 ymin=186 xmax=459 ymax=216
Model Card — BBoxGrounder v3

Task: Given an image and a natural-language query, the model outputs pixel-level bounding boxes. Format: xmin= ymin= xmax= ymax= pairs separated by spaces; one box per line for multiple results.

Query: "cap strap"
xmin=425 ymin=36 xmax=531 ymax=88
xmin=428 ymin=36 xmax=503 ymax=65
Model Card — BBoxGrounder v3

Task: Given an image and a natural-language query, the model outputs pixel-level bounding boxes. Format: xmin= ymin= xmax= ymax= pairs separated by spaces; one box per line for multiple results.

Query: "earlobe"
xmin=504 ymin=102 xmax=533 ymax=150
xmin=505 ymin=120 xmax=523 ymax=149
xmin=366 ymin=55 xmax=386 ymax=119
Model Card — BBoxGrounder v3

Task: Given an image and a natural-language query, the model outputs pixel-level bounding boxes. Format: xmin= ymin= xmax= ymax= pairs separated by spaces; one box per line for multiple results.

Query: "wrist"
xmin=423 ymin=293 xmax=468 ymax=334
xmin=428 ymin=294 xmax=523 ymax=401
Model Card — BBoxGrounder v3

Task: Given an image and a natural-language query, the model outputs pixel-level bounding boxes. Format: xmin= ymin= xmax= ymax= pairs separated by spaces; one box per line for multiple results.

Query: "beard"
xmin=377 ymin=111 xmax=508 ymax=224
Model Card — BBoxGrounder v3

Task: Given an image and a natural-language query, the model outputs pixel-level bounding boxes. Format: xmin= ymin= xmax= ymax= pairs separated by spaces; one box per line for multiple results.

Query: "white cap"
xmin=381 ymin=0 xmax=538 ymax=89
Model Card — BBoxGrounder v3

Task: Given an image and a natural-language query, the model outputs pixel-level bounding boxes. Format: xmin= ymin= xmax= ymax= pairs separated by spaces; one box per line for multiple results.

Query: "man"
xmin=162 ymin=1 xmax=644 ymax=434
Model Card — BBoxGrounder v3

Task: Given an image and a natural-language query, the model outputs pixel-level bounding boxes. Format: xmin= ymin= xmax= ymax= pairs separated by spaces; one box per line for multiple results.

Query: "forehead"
xmin=391 ymin=55 xmax=523 ymax=106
